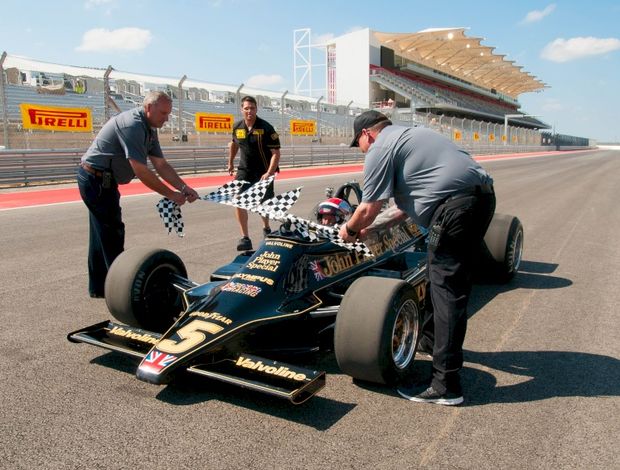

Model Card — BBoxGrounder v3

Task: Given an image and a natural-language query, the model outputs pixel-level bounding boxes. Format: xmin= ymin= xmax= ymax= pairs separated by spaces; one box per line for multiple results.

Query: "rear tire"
xmin=481 ymin=214 xmax=524 ymax=282
xmin=334 ymin=277 xmax=421 ymax=385
xmin=105 ymin=247 xmax=187 ymax=333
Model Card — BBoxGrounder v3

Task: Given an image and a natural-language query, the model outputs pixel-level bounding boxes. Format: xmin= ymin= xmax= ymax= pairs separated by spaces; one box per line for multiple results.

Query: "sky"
xmin=1 ymin=0 xmax=619 ymax=142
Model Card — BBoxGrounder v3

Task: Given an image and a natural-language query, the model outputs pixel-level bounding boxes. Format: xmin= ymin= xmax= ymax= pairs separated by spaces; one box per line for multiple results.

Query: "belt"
xmin=447 ymin=185 xmax=494 ymax=200
xmin=80 ymin=163 xmax=104 ymax=178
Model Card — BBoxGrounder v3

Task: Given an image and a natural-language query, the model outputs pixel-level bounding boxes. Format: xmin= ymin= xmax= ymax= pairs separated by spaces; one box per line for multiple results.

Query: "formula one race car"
xmin=68 ymin=179 xmax=523 ymax=404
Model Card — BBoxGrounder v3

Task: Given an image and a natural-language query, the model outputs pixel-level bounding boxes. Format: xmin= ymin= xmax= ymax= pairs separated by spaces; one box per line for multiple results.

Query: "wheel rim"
xmin=391 ymin=299 xmax=419 ymax=370
xmin=511 ymin=230 xmax=523 ymax=272
xmin=142 ymin=263 xmax=182 ymax=315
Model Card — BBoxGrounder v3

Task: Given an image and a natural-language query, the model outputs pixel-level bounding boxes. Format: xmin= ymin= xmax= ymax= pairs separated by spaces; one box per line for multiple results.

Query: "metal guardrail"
xmin=0 ymin=145 xmax=364 ymax=187
xmin=0 ymin=143 xmax=596 ymax=188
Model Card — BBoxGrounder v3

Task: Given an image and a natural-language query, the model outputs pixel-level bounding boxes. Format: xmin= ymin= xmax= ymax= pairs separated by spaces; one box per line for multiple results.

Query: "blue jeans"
xmin=77 ymin=166 xmax=124 ymax=296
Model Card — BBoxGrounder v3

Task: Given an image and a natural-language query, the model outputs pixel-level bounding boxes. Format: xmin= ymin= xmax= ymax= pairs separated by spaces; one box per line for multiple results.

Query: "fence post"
xmin=104 ymin=66 xmax=113 ymax=123
xmin=1 ymin=51 xmax=10 ymax=149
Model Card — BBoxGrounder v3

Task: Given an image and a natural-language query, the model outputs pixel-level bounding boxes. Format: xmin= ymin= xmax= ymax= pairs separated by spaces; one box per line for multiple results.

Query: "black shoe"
xmin=398 ymin=385 xmax=463 ymax=406
xmin=237 ymin=236 xmax=253 ymax=251
xmin=263 ymin=227 xmax=272 ymax=238
xmin=89 ymin=292 xmax=105 ymax=299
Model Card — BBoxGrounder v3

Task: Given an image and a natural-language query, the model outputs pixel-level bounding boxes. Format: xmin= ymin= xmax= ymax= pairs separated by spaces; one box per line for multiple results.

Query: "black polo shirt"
xmin=232 ymin=116 xmax=281 ymax=175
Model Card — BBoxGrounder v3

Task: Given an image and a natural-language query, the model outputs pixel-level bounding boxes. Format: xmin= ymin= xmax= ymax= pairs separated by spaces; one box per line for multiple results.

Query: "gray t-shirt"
xmin=81 ymin=107 xmax=164 ymax=184
xmin=362 ymin=125 xmax=493 ymax=228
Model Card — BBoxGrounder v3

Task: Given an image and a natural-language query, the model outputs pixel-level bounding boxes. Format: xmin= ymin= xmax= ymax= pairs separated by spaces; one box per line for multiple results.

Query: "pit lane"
xmin=1 ymin=149 xmax=618 ymax=470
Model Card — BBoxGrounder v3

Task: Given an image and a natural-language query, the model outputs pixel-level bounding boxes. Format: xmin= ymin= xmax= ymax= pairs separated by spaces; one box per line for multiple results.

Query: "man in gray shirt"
xmin=77 ymin=90 xmax=198 ymax=299
xmin=339 ymin=111 xmax=495 ymax=405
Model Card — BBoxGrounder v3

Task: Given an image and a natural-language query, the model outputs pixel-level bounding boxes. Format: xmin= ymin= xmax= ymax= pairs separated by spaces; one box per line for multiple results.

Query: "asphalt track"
xmin=1 ymin=148 xmax=619 ymax=469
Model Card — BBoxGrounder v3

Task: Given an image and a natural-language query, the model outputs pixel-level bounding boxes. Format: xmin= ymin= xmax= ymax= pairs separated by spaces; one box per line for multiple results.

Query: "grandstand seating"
xmin=368 ymin=66 xmax=546 ymax=126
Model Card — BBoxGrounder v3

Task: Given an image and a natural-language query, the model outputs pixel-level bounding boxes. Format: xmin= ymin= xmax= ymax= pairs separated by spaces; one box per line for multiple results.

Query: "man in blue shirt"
xmin=340 ymin=111 xmax=495 ymax=405
xmin=78 ymin=91 xmax=199 ymax=298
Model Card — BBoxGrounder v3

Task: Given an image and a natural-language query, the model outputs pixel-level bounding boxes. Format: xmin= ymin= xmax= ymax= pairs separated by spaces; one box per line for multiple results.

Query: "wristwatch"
xmin=345 ymin=224 xmax=358 ymax=237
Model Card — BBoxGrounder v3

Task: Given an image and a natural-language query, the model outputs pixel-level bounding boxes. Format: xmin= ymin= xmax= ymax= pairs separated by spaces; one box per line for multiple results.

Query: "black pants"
xmin=421 ymin=192 xmax=496 ymax=395
xmin=77 ymin=166 xmax=124 ymax=297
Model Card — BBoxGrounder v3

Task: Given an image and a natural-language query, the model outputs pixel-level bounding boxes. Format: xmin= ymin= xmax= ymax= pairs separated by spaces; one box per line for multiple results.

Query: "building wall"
xmin=333 ymin=29 xmax=372 ymax=108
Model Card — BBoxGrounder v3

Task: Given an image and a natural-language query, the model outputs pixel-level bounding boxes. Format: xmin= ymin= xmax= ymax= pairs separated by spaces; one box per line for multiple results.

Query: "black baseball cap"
xmin=350 ymin=110 xmax=390 ymax=147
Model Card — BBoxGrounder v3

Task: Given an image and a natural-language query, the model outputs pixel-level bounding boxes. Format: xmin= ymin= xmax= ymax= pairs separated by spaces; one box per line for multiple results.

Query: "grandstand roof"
xmin=2 ymin=55 xmax=311 ymax=103
xmin=373 ymin=28 xmax=548 ymax=98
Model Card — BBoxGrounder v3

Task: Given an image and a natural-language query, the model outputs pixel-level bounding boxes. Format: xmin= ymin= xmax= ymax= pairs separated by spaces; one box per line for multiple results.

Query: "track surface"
xmin=1 ymin=149 xmax=619 ymax=469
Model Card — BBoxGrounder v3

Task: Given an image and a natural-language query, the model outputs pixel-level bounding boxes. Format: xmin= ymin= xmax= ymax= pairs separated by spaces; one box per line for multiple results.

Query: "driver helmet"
xmin=316 ymin=198 xmax=352 ymax=225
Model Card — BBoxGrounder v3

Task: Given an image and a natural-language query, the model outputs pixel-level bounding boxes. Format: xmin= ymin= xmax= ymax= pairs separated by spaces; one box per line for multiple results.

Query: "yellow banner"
xmin=20 ymin=103 xmax=92 ymax=132
xmin=291 ymin=120 xmax=316 ymax=135
xmin=453 ymin=130 xmax=462 ymax=140
xmin=489 ymin=134 xmax=495 ymax=142
xmin=473 ymin=132 xmax=480 ymax=141
xmin=195 ymin=113 xmax=234 ymax=132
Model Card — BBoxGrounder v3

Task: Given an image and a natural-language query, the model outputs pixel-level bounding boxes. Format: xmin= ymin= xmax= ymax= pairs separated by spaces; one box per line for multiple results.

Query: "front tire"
xmin=105 ymin=247 xmax=187 ymax=333
xmin=334 ymin=277 xmax=421 ymax=385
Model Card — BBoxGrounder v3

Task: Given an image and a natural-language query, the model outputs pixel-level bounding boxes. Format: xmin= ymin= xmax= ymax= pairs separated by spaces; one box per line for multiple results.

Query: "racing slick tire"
xmin=105 ymin=247 xmax=187 ymax=333
xmin=481 ymin=213 xmax=524 ymax=282
xmin=334 ymin=277 xmax=421 ymax=385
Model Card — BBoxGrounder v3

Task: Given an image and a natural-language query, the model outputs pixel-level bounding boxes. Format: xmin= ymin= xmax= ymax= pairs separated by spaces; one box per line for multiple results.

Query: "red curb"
xmin=0 ymin=149 xmax=591 ymax=210
xmin=0 ymin=164 xmax=364 ymax=210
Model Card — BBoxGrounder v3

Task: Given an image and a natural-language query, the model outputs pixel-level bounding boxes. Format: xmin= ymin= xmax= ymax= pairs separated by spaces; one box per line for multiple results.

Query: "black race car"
xmin=69 ymin=180 xmax=523 ymax=404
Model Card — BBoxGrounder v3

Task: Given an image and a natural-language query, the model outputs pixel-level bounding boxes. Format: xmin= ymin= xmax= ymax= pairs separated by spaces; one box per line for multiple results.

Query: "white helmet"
xmin=316 ymin=198 xmax=352 ymax=225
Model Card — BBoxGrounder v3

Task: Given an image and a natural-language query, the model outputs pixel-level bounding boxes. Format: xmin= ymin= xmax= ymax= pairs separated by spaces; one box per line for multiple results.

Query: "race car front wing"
xmin=68 ymin=321 xmax=326 ymax=405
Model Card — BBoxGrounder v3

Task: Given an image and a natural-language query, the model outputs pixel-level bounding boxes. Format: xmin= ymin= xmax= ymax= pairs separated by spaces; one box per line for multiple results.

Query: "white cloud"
xmin=245 ymin=74 xmax=284 ymax=89
xmin=84 ymin=0 xmax=117 ymax=14
xmin=521 ymin=4 xmax=556 ymax=24
xmin=311 ymin=28 xmax=364 ymax=46
xmin=542 ymin=99 xmax=564 ymax=111
xmin=345 ymin=26 xmax=365 ymax=34
xmin=75 ymin=28 xmax=153 ymax=53
xmin=312 ymin=32 xmax=335 ymax=46
xmin=541 ymin=37 xmax=620 ymax=62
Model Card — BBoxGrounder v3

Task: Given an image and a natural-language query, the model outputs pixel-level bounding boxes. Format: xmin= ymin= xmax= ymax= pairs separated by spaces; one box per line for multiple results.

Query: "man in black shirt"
xmin=228 ymin=96 xmax=281 ymax=251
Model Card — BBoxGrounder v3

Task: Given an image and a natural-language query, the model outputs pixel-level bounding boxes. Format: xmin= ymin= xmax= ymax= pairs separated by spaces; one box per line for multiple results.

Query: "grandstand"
xmin=310 ymin=27 xmax=551 ymax=130
xmin=0 ymin=27 xmax=596 ymax=152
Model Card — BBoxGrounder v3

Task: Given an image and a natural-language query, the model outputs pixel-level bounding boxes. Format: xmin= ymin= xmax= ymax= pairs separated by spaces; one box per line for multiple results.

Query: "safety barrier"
xmin=0 ymin=145 xmax=364 ymax=187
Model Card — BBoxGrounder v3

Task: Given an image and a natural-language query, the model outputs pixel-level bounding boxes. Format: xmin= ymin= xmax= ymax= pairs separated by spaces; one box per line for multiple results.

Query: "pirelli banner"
xmin=196 ymin=113 xmax=234 ymax=132
xmin=20 ymin=103 xmax=92 ymax=132
xmin=291 ymin=120 xmax=316 ymax=136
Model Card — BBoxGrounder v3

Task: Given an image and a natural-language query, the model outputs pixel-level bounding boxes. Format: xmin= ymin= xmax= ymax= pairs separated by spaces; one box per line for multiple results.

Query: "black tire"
xmin=334 ymin=277 xmax=421 ymax=385
xmin=482 ymin=214 xmax=524 ymax=282
xmin=105 ymin=247 xmax=187 ymax=332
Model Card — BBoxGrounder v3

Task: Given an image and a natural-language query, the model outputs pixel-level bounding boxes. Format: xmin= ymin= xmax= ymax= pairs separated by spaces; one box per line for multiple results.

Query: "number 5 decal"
xmin=157 ymin=320 xmax=224 ymax=354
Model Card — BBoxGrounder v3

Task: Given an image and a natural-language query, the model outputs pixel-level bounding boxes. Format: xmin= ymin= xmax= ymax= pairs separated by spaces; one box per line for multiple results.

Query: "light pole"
xmin=0 ymin=51 xmax=9 ymax=149
xmin=280 ymin=90 xmax=288 ymax=141
xmin=235 ymin=83 xmax=244 ymax=122
xmin=316 ymin=96 xmax=323 ymax=144
xmin=177 ymin=75 xmax=186 ymax=144
xmin=410 ymin=87 xmax=416 ymax=126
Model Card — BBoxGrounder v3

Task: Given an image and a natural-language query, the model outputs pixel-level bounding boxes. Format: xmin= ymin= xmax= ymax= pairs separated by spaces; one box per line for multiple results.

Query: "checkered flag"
xmin=253 ymin=187 xmax=303 ymax=219
xmin=285 ymin=214 xmax=374 ymax=258
xmin=201 ymin=180 xmax=249 ymax=203
xmin=202 ymin=176 xmax=275 ymax=210
xmin=199 ymin=177 xmax=373 ymax=257
xmin=231 ymin=175 xmax=275 ymax=209
xmin=156 ymin=198 xmax=184 ymax=237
